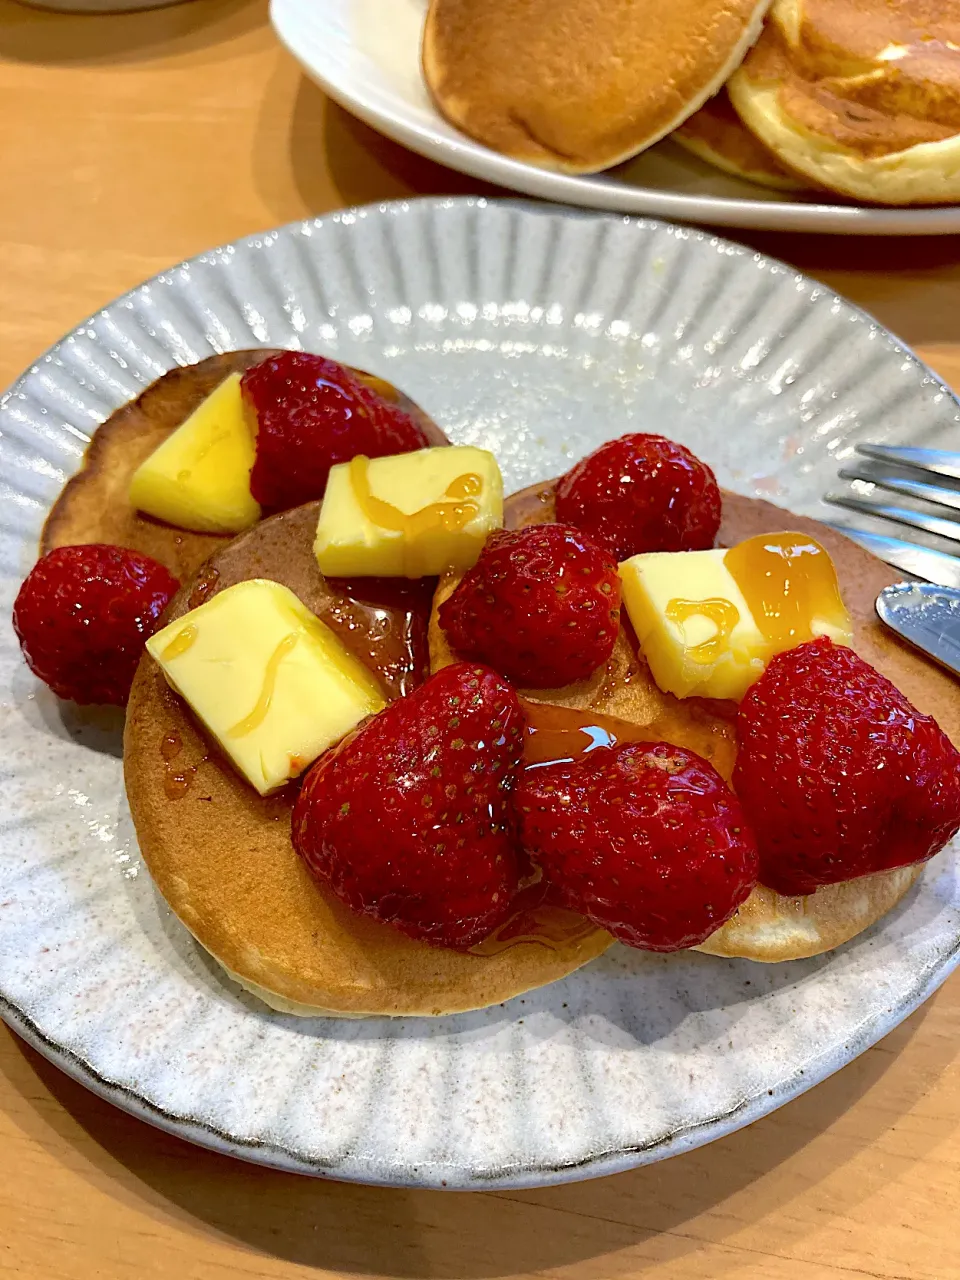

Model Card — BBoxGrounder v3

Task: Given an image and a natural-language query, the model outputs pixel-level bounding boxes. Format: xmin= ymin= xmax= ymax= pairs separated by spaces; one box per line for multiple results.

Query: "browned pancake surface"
xmin=738 ymin=0 xmax=960 ymax=158
xmin=674 ymin=88 xmax=808 ymax=190
xmin=422 ymin=0 xmax=772 ymax=173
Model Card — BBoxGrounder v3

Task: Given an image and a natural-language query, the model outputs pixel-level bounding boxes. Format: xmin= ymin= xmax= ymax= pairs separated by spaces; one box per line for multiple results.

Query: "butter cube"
xmin=146 ymin=579 xmax=385 ymax=794
xmin=621 ymin=550 xmax=766 ymax=701
xmin=314 ymin=446 xmax=503 ymax=578
xmin=129 ymin=373 xmax=261 ymax=534
xmin=621 ymin=533 xmax=852 ymax=702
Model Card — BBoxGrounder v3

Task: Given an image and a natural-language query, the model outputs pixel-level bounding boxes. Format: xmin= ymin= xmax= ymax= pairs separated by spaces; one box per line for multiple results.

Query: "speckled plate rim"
xmin=3 ymin=197 xmax=960 ymax=1189
xmin=2 ymin=935 xmax=958 ymax=1187
xmin=270 ymin=0 xmax=960 ymax=236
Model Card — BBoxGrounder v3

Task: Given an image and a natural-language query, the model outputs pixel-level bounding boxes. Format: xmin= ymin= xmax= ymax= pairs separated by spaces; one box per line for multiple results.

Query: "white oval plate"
xmin=3 ymin=198 xmax=960 ymax=1189
xmin=270 ymin=0 xmax=960 ymax=237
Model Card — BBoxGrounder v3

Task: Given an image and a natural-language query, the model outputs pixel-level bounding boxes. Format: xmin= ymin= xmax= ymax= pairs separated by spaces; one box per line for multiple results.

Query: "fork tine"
xmin=821 ymin=522 xmax=960 ymax=588
xmin=838 ymin=465 xmax=960 ymax=513
xmin=855 ymin=443 xmax=960 ymax=481
xmin=824 ymin=493 xmax=960 ymax=543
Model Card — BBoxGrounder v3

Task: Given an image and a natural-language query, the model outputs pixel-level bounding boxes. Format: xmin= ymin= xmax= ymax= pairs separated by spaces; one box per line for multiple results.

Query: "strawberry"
xmin=438 ymin=523 xmax=621 ymax=688
xmin=292 ymin=662 xmax=525 ymax=948
xmin=515 ymin=742 xmax=758 ymax=950
xmin=735 ymin=638 xmax=960 ymax=896
xmin=555 ymin=433 xmax=721 ymax=562
xmin=13 ymin=544 xmax=179 ymax=706
xmin=241 ymin=352 xmax=430 ymax=513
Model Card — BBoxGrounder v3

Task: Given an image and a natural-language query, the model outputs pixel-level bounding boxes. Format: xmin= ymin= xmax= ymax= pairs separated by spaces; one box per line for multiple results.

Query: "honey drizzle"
xmin=664 ymin=597 xmax=740 ymax=663
xmin=227 ymin=632 xmax=298 ymax=738
xmin=348 ymin=455 xmax=482 ymax=538
xmin=521 ymin=699 xmax=656 ymax=766
xmin=161 ymin=624 xmax=198 ymax=661
xmin=164 ymin=765 xmax=197 ymax=799
xmin=660 ymin=532 xmax=847 ymax=667
xmin=469 ymin=879 xmax=598 ymax=957
xmin=520 ymin=698 xmax=737 ymax=781
xmin=723 ymin=531 xmax=846 ymax=649
xmin=187 ymin=565 xmax=220 ymax=610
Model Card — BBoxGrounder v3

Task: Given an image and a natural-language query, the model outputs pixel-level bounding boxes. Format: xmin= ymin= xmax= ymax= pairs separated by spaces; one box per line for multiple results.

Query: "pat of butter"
xmin=620 ymin=533 xmax=853 ymax=701
xmin=129 ymin=373 xmax=261 ymax=534
xmin=314 ymin=446 xmax=503 ymax=578
xmin=146 ymin=579 xmax=385 ymax=795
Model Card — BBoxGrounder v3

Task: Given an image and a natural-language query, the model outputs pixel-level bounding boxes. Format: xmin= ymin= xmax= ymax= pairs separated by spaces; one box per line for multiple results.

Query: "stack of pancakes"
xmin=423 ymin=0 xmax=960 ymax=204
xmin=43 ymin=354 xmax=960 ymax=1017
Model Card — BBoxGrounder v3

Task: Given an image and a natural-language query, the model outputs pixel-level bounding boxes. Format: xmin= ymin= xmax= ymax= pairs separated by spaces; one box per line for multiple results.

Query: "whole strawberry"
xmin=13 ymin=544 xmax=179 ymax=706
xmin=735 ymin=637 xmax=960 ymax=896
xmin=241 ymin=352 xmax=430 ymax=512
xmin=438 ymin=523 xmax=621 ymax=688
xmin=293 ymin=662 xmax=525 ymax=948
xmin=555 ymin=433 xmax=721 ymax=562
xmin=515 ymin=742 xmax=758 ymax=950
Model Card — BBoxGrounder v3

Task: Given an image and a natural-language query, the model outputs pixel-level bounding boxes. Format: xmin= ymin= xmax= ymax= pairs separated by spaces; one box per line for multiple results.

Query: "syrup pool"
xmin=723 ymin=531 xmax=847 ymax=648
xmin=520 ymin=696 xmax=737 ymax=781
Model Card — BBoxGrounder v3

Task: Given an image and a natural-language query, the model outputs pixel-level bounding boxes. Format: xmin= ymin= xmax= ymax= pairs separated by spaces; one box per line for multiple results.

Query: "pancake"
xmin=673 ymin=88 xmax=809 ymax=190
xmin=42 ymin=351 xmax=449 ymax=582
xmin=124 ymin=505 xmax=612 ymax=1018
xmin=422 ymin=0 xmax=773 ymax=174
xmin=429 ymin=480 xmax=960 ymax=962
xmin=727 ymin=0 xmax=960 ymax=205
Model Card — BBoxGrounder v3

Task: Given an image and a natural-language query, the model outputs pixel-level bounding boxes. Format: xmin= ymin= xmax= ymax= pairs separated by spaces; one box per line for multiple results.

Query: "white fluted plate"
xmin=270 ymin=0 xmax=960 ymax=236
xmin=2 ymin=198 xmax=960 ymax=1189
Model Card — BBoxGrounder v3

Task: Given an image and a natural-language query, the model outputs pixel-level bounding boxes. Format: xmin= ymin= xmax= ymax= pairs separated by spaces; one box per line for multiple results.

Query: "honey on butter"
xmin=620 ymin=532 xmax=853 ymax=701
xmin=146 ymin=579 xmax=385 ymax=795
xmin=314 ymin=445 xmax=503 ymax=578
xmin=129 ymin=373 xmax=261 ymax=535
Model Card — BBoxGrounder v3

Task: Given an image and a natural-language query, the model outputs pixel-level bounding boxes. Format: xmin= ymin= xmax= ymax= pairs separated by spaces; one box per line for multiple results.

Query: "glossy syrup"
xmin=468 ymin=878 xmax=598 ymax=957
xmin=349 ymin=454 xmax=482 ymax=538
xmin=160 ymin=623 xmax=198 ymax=661
xmin=521 ymin=699 xmax=656 ymax=766
xmin=318 ymin=575 xmax=435 ymax=700
xmin=187 ymin=565 xmax=220 ymax=610
xmin=349 ymin=455 xmax=483 ymax=577
xmin=660 ymin=532 xmax=847 ymax=663
xmin=664 ymin=597 xmax=740 ymax=663
xmin=159 ymin=728 xmax=204 ymax=799
xmin=520 ymin=697 xmax=737 ymax=780
xmin=164 ymin=765 xmax=198 ymax=800
xmin=227 ymin=632 xmax=298 ymax=738
xmin=723 ymin=531 xmax=846 ymax=648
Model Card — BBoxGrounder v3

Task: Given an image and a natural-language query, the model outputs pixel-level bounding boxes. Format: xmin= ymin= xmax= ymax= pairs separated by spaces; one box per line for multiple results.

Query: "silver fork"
xmin=823 ymin=444 xmax=960 ymax=678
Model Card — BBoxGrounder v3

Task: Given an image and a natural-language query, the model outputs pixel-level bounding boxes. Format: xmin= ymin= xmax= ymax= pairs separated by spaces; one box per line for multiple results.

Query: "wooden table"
xmin=2 ymin=2 xmax=960 ymax=1276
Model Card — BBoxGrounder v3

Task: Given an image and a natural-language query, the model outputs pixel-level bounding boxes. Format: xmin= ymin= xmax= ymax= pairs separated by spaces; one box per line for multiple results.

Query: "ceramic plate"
xmin=3 ymin=197 xmax=960 ymax=1189
xmin=270 ymin=0 xmax=960 ymax=237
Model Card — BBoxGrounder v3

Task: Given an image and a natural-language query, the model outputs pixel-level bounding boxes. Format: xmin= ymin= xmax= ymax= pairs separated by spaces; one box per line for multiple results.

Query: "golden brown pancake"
xmin=125 ymin=507 xmax=611 ymax=1017
xmin=673 ymin=88 xmax=808 ymax=190
xmin=42 ymin=351 xmax=448 ymax=582
xmin=728 ymin=0 xmax=960 ymax=204
xmin=422 ymin=0 xmax=774 ymax=173
xmin=430 ymin=480 xmax=960 ymax=962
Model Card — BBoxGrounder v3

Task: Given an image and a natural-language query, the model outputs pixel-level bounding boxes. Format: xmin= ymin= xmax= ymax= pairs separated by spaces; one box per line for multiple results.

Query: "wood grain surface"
xmin=2 ymin=2 xmax=960 ymax=1276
